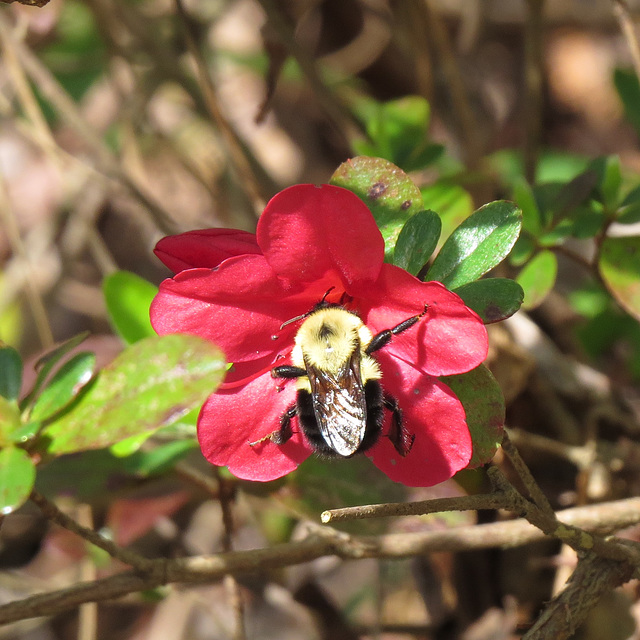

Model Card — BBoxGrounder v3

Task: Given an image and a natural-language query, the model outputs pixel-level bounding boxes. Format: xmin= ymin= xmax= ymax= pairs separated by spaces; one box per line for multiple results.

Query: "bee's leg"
xmin=366 ymin=305 xmax=428 ymax=355
xmin=384 ymin=395 xmax=414 ymax=457
xmin=272 ymin=365 xmax=306 ymax=379
xmin=250 ymin=402 xmax=297 ymax=446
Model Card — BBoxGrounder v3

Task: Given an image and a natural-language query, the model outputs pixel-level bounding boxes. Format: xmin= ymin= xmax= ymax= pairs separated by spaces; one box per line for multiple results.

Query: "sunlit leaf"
xmin=40 ymin=334 xmax=226 ymax=456
xmin=20 ymin=332 xmax=89 ymax=410
xmin=0 ymin=447 xmax=36 ymax=514
xmin=426 ymin=201 xmax=522 ymax=289
xmin=517 ymin=250 xmax=558 ymax=309
xmin=30 ymin=352 xmax=96 ymax=422
xmin=599 ymin=236 xmax=640 ymax=320
xmin=331 ymin=156 xmax=423 ymax=261
xmin=103 ymin=271 xmax=158 ymax=344
xmin=393 ymin=210 xmax=441 ymax=275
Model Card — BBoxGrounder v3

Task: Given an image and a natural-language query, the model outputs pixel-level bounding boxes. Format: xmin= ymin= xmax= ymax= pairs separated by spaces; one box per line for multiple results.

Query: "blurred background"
xmin=3 ymin=0 xmax=640 ymax=638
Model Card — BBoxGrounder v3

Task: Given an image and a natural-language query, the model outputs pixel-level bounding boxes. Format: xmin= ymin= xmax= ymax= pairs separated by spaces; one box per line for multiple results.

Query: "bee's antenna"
xmin=279 ymin=287 xmax=338 ymax=330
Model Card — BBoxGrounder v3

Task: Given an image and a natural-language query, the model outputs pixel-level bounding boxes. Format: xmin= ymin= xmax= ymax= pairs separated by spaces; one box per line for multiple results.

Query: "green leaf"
xmin=588 ymin=156 xmax=622 ymax=209
xmin=617 ymin=184 xmax=640 ymax=224
xmin=330 ymin=156 xmax=423 ymax=261
xmin=20 ymin=332 xmax=89 ymax=410
xmin=513 ymin=177 xmax=542 ymax=235
xmin=0 ymin=346 xmax=22 ymax=401
xmin=30 ymin=352 xmax=96 ymax=422
xmin=599 ymin=236 xmax=640 ymax=320
xmin=103 ymin=271 xmax=158 ymax=344
xmin=516 ymin=250 xmax=558 ymax=309
xmin=421 ymin=181 xmax=474 ymax=247
xmin=0 ymin=447 xmax=36 ymax=514
xmin=40 ymin=334 xmax=226 ymax=456
xmin=352 ymin=97 xmax=440 ymax=172
xmin=509 ymin=233 xmax=536 ymax=267
xmin=426 ymin=201 xmax=522 ymax=289
xmin=440 ymin=365 xmax=504 ymax=468
xmin=120 ymin=440 xmax=199 ymax=476
xmin=393 ymin=210 xmax=441 ymax=275
xmin=453 ymin=278 xmax=524 ymax=324
xmin=614 ymin=68 xmax=640 ymax=138
xmin=0 ymin=396 xmax=21 ymax=447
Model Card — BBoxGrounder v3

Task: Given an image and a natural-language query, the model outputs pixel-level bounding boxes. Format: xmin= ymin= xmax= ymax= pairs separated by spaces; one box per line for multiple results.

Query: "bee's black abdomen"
xmin=358 ymin=380 xmax=385 ymax=453
xmin=295 ymin=389 xmax=339 ymax=457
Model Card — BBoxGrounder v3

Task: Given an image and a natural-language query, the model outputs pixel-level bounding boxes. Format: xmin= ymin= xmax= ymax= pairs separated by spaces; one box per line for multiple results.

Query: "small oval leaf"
xmin=440 ymin=365 xmax=505 ymax=468
xmin=0 ymin=346 xmax=22 ymax=402
xmin=393 ymin=210 xmax=441 ymax=275
xmin=0 ymin=396 xmax=21 ymax=447
xmin=20 ymin=332 xmax=90 ymax=410
xmin=40 ymin=334 xmax=226 ymax=456
xmin=330 ymin=156 xmax=423 ymax=261
xmin=516 ymin=250 xmax=558 ymax=309
xmin=103 ymin=271 xmax=158 ymax=344
xmin=453 ymin=278 xmax=524 ymax=324
xmin=0 ymin=447 xmax=36 ymax=514
xmin=599 ymin=236 xmax=640 ymax=320
xmin=30 ymin=352 xmax=96 ymax=423
xmin=426 ymin=201 xmax=522 ymax=289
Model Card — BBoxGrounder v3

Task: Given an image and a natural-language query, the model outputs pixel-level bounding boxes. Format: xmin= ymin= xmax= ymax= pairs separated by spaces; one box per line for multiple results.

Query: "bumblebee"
xmin=267 ymin=296 xmax=428 ymax=457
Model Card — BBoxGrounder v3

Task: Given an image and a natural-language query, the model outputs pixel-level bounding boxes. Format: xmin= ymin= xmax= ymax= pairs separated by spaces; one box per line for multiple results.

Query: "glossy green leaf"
xmin=440 ymin=365 xmax=504 ymax=468
xmin=426 ymin=201 xmax=522 ymax=289
xmin=0 ymin=396 xmax=21 ymax=447
xmin=330 ymin=156 xmax=423 ymax=261
xmin=453 ymin=278 xmax=524 ymax=324
xmin=614 ymin=69 xmax=640 ymax=138
xmin=0 ymin=446 xmax=36 ymax=514
xmin=599 ymin=236 xmax=640 ymax=320
xmin=40 ymin=334 xmax=226 ymax=456
xmin=0 ymin=346 xmax=22 ymax=401
xmin=30 ymin=352 xmax=96 ymax=422
xmin=393 ymin=210 xmax=441 ymax=275
xmin=513 ymin=178 xmax=542 ymax=235
xmin=421 ymin=182 xmax=474 ymax=247
xmin=516 ymin=250 xmax=558 ymax=309
xmin=20 ymin=332 xmax=89 ymax=410
xmin=103 ymin=271 xmax=158 ymax=344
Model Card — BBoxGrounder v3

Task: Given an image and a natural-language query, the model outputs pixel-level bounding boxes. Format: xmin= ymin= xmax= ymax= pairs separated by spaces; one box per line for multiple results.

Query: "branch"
xmin=523 ymin=553 xmax=636 ymax=639
xmin=3 ymin=497 xmax=640 ymax=625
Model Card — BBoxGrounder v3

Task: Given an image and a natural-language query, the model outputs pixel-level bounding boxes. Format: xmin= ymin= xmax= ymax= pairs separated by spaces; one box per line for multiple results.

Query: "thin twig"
xmin=321 ymin=491 xmax=511 ymax=523
xmin=523 ymin=552 xmax=636 ymax=640
xmin=501 ymin=429 xmax=556 ymax=517
xmin=174 ymin=0 xmax=266 ymax=218
xmin=214 ymin=469 xmax=246 ymax=640
xmin=29 ymin=491 xmax=155 ymax=571
xmin=0 ymin=11 xmax=177 ymax=234
xmin=3 ymin=496 xmax=639 ymax=626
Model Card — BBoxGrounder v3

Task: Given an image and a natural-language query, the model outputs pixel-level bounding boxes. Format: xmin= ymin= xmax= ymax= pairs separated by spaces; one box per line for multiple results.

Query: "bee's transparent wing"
xmin=306 ymin=350 xmax=367 ymax=457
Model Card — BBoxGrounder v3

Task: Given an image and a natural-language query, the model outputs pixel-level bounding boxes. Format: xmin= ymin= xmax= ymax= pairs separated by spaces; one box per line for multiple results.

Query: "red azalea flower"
xmin=150 ymin=184 xmax=488 ymax=487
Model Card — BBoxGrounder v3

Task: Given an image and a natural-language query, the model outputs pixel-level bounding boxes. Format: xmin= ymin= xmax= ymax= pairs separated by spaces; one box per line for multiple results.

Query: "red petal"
xmin=151 ymin=256 xmax=309 ymax=364
xmin=257 ymin=184 xmax=384 ymax=289
xmin=154 ymin=229 xmax=260 ymax=273
xmin=355 ymin=265 xmax=488 ymax=376
xmin=198 ymin=372 xmax=312 ymax=481
xmin=367 ymin=356 xmax=472 ymax=487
